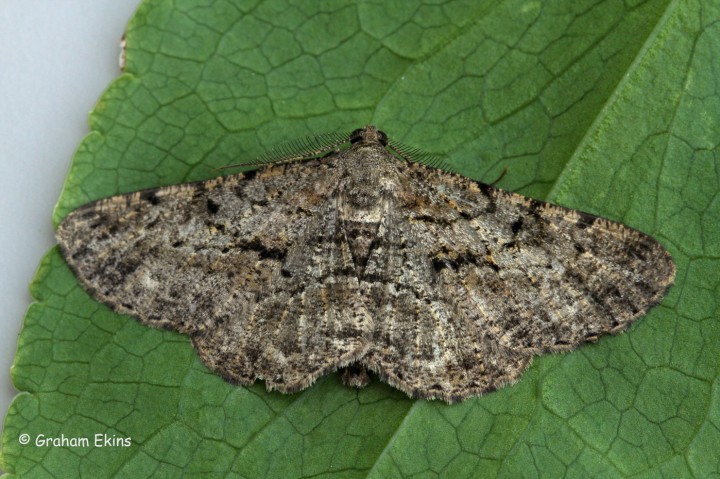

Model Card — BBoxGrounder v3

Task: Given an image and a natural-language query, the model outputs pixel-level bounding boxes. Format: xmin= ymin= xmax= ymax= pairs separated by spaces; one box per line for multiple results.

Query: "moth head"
xmin=350 ymin=125 xmax=388 ymax=147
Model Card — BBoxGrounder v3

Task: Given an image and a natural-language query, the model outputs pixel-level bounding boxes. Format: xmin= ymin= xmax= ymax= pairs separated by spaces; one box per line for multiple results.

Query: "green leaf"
xmin=3 ymin=0 xmax=718 ymax=477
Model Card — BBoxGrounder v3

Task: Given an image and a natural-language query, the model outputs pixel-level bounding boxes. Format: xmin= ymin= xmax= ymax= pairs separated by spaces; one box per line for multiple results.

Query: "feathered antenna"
xmin=387 ymin=139 xmax=454 ymax=173
xmin=256 ymin=131 xmax=350 ymax=165
xmin=214 ymin=131 xmax=351 ymax=171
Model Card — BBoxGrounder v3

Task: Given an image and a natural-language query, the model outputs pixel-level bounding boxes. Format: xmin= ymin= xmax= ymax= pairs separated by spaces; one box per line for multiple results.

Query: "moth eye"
xmin=349 ymin=129 xmax=364 ymax=144
xmin=377 ymin=130 xmax=388 ymax=146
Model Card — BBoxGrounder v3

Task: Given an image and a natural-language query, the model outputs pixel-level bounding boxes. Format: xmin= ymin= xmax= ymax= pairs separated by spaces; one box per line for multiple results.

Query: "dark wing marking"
xmin=358 ymin=162 xmax=674 ymax=402
xmin=57 ymin=159 xmax=372 ymax=393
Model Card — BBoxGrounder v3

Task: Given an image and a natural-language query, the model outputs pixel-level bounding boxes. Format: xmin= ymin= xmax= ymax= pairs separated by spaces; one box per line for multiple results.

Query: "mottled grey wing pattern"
xmin=57 ymin=125 xmax=675 ymax=403
xmin=57 ymin=159 xmax=372 ymax=393
xmin=359 ymin=161 xmax=674 ymax=402
xmin=359 ymin=187 xmax=531 ymax=402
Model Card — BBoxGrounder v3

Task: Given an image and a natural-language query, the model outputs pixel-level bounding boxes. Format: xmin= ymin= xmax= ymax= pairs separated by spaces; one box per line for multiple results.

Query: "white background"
xmin=0 ymin=1 xmax=144 ymax=454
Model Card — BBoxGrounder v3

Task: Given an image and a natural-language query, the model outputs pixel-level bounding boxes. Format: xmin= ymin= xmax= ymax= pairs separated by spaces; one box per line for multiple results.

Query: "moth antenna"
xmin=388 ymin=140 xmax=454 ymax=173
xmin=256 ymin=131 xmax=350 ymax=165
xmin=214 ymin=131 xmax=351 ymax=172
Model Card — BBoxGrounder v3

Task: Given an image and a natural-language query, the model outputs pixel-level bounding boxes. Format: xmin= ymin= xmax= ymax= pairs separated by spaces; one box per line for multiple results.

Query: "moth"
xmin=57 ymin=125 xmax=675 ymax=403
